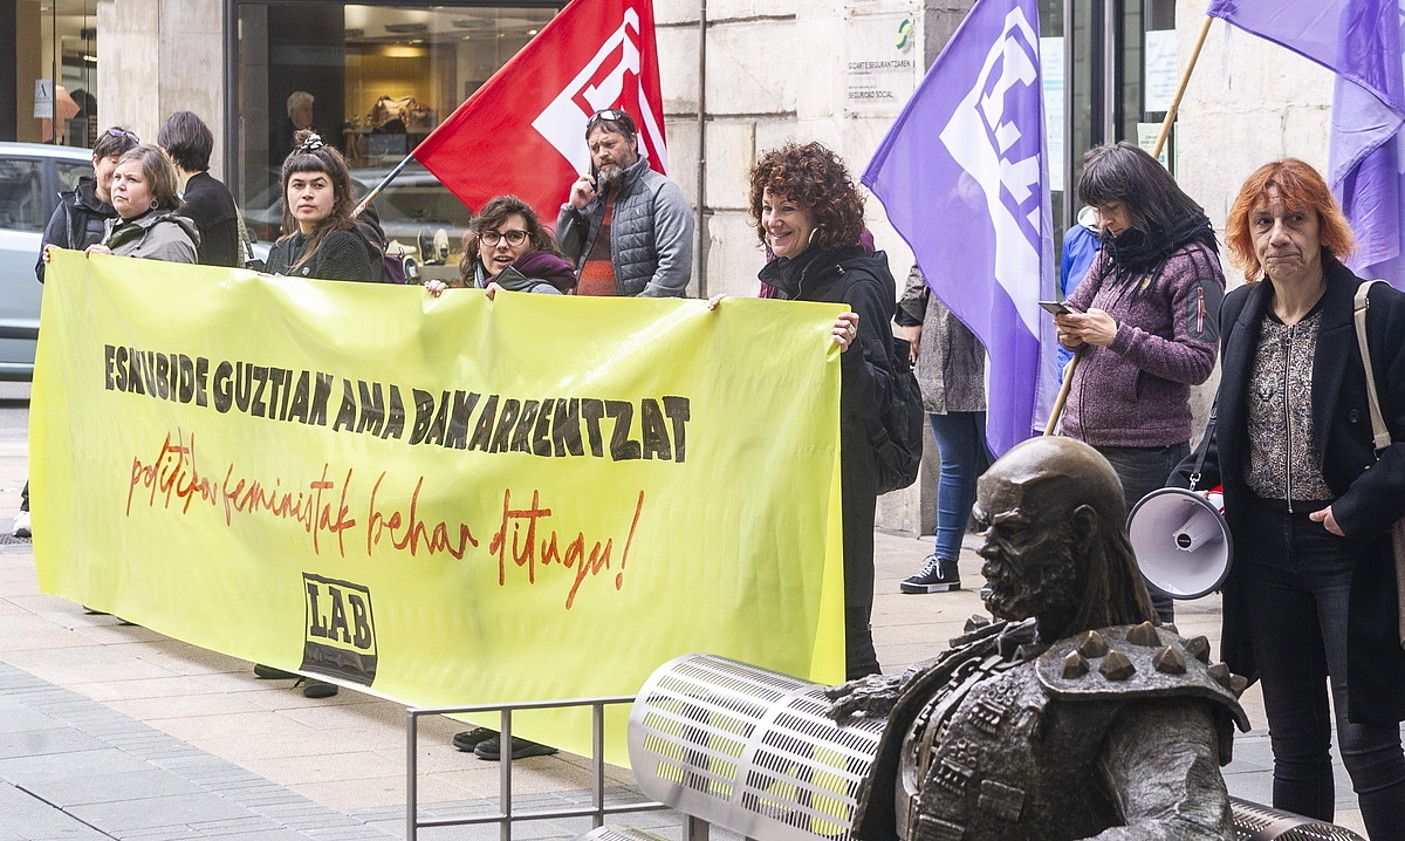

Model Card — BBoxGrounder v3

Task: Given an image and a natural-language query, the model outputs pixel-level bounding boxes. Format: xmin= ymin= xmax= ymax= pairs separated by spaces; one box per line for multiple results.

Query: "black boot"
xmin=900 ymin=554 xmax=961 ymax=594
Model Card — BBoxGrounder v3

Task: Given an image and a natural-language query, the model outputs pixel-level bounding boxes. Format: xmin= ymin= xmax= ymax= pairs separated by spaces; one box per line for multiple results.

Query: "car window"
xmin=56 ymin=161 xmax=93 ymax=194
xmin=0 ymin=158 xmax=46 ymax=233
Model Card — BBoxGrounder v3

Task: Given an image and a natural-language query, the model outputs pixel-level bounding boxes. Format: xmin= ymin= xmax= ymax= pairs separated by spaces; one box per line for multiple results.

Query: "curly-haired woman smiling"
xmin=748 ymin=142 xmax=898 ymax=679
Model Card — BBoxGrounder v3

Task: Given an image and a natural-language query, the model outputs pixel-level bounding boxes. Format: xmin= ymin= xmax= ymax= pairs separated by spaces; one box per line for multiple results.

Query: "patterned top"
xmin=1244 ymin=309 xmax=1332 ymax=501
xmin=576 ymin=194 xmax=619 ymax=296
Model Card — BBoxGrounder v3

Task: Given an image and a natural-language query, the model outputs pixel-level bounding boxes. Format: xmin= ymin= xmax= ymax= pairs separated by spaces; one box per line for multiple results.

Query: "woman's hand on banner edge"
xmin=424 ymin=279 xmax=448 ymax=298
xmin=706 ymin=293 xmax=726 ymax=311
xmin=84 ymin=244 xmax=112 ymax=257
xmin=834 ymin=312 xmax=859 ymax=352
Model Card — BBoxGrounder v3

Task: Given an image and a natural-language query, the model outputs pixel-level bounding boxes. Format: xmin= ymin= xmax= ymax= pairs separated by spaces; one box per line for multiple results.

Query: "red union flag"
xmin=413 ymin=0 xmax=668 ymax=221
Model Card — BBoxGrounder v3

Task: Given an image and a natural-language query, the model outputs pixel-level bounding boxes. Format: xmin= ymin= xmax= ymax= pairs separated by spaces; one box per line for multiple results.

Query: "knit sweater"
xmin=1060 ymin=241 xmax=1225 ymax=447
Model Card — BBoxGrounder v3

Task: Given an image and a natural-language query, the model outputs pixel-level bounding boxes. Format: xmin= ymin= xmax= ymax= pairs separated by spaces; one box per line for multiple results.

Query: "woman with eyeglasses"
xmin=425 ymin=195 xmax=576 ymax=299
xmin=264 ymin=132 xmax=378 ymax=283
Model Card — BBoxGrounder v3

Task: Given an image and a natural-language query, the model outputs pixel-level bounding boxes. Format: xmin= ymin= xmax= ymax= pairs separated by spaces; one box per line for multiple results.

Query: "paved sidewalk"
xmin=0 ymin=417 xmax=1372 ymax=838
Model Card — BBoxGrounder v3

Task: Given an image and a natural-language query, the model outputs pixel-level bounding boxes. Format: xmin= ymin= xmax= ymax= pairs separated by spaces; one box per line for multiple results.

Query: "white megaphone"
xmin=1127 ymin=487 xmax=1232 ymax=600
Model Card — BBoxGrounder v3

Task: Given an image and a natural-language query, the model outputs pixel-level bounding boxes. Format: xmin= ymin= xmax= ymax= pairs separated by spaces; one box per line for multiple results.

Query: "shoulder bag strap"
xmin=1354 ymin=280 xmax=1392 ymax=456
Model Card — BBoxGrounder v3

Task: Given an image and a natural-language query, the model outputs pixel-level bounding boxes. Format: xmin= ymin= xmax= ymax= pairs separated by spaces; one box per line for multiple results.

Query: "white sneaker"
xmin=12 ymin=510 xmax=30 ymax=538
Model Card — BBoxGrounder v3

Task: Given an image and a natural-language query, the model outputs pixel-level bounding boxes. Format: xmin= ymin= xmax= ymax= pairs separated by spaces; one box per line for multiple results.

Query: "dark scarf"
xmin=1099 ymin=211 xmax=1218 ymax=290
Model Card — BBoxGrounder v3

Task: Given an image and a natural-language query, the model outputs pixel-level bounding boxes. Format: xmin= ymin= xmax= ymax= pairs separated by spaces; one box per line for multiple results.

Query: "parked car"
xmin=241 ymin=162 xmax=471 ymax=268
xmin=0 ymin=142 xmax=94 ymax=381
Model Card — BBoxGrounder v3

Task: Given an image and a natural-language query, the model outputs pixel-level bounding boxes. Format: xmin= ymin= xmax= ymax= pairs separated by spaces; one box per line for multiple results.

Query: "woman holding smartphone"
xmin=1054 ymin=142 xmax=1226 ymax=623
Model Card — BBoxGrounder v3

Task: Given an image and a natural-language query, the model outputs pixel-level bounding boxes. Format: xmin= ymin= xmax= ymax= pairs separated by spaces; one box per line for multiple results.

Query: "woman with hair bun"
xmin=264 ymin=132 xmax=378 ymax=282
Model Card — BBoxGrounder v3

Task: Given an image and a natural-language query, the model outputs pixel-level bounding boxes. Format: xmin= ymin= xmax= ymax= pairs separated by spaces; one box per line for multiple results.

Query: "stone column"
xmin=97 ymin=0 xmax=224 ymax=170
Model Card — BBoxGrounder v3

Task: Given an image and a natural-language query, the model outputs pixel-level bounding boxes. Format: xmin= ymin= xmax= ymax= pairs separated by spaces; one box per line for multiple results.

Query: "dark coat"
xmin=759 ymin=245 xmax=897 ymax=472
xmin=36 ymin=177 xmax=117 ymax=283
xmin=179 ymin=172 xmax=240 ymax=268
xmin=265 ymin=228 xmax=377 ymax=283
xmin=1171 ymin=253 xmax=1405 ymax=723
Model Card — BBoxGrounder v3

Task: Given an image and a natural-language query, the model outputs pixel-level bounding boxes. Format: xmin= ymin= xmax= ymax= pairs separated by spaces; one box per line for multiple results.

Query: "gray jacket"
xmin=555 ymin=158 xmax=693 ymax=297
xmin=896 ymin=265 xmax=985 ymax=414
xmin=102 ymin=210 xmax=200 ymax=264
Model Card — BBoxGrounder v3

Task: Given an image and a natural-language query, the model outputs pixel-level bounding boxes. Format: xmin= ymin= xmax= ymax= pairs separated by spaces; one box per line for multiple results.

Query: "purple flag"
xmin=863 ymin=0 xmax=1057 ymax=456
xmin=1209 ymin=0 xmax=1405 ymax=286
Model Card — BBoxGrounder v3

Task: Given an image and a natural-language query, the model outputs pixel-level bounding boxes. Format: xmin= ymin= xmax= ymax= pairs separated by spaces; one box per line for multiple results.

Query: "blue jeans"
xmin=928 ymin=412 xmax=990 ymax=562
xmin=1239 ymin=495 xmax=1405 ymax=839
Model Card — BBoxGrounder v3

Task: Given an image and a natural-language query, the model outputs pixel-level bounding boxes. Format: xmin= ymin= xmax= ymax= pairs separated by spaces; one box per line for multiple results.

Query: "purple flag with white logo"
xmin=863 ymin=0 xmax=1057 ymax=456
xmin=1209 ymin=0 xmax=1405 ymax=286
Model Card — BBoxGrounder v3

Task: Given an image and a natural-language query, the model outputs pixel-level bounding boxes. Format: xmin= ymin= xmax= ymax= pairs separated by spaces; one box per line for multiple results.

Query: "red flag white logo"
xmin=413 ymin=0 xmax=669 ymax=221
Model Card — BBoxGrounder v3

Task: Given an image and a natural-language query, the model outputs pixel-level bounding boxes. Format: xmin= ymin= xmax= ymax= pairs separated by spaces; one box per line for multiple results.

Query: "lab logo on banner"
xmin=300 ymin=573 xmax=377 ymax=686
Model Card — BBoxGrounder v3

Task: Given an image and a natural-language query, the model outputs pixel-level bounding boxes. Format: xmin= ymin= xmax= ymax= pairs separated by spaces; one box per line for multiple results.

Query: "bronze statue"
xmin=827 ymin=436 xmax=1248 ymax=840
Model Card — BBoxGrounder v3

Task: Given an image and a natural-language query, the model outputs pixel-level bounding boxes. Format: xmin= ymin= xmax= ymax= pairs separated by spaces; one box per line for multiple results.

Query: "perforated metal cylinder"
xmin=1229 ymin=797 xmax=1366 ymax=840
xmin=628 ymin=654 xmax=885 ymax=841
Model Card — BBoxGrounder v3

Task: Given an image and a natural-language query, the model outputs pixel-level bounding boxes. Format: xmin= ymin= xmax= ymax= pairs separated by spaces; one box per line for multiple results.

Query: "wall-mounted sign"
xmin=34 ymin=80 xmax=54 ymax=119
xmin=845 ymin=10 xmax=922 ymax=117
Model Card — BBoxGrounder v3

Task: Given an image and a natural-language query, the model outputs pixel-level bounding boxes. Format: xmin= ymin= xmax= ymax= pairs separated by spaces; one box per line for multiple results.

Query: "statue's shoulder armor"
xmin=1035 ymin=622 xmax=1250 ymax=731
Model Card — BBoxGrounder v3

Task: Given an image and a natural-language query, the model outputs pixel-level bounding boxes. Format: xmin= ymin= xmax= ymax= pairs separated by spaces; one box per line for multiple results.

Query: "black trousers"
xmin=1095 ymin=442 xmax=1188 ymax=624
xmin=1238 ymin=495 xmax=1405 ymax=840
xmin=841 ymin=428 xmax=880 ymax=680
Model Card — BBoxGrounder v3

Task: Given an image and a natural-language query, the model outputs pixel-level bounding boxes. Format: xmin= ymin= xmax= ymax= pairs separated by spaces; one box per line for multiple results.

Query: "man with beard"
xmin=555 ymin=109 xmax=693 ymax=297
xmin=826 ymin=436 xmax=1247 ymax=841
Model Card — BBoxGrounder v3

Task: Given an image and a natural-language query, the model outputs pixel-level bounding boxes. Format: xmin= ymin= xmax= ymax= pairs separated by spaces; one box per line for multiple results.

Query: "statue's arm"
xmin=1085 ymin=700 xmax=1235 ymax=841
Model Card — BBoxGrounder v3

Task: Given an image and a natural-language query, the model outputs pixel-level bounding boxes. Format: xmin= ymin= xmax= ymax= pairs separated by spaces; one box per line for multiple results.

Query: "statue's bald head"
xmin=974 ymin=437 xmax=1153 ymax=638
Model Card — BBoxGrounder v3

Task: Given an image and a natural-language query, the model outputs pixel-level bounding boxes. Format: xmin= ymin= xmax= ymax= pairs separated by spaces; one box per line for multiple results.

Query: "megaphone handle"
xmin=1186 ymin=403 xmax=1219 ymax=490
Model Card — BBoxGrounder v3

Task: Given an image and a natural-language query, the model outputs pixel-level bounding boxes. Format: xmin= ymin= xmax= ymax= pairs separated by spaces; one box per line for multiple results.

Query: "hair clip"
xmin=296 ymin=134 xmax=326 ymax=153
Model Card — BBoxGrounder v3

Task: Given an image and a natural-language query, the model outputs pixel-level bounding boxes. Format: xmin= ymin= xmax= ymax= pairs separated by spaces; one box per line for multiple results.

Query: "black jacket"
xmin=1171 ymin=253 xmax=1405 ymax=722
xmin=180 ymin=172 xmax=240 ymax=268
xmin=265 ymin=227 xmax=377 ymax=282
xmin=36 ymin=177 xmax=117 ymax=283
xmin=759 ymin=246 xmax=897 ymax=475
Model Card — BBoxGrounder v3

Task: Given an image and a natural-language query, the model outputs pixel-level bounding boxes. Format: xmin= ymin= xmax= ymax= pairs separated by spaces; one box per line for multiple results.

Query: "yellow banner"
xmin=31 ymin=250 xmax=846 ymax=763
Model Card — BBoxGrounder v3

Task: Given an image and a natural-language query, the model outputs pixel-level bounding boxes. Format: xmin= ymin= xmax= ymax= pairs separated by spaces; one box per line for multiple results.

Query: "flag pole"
xmin=352 ymin=152 xmax=415 ymax=218
xmin=1043 ymin=15 xmax=1215 ymax=437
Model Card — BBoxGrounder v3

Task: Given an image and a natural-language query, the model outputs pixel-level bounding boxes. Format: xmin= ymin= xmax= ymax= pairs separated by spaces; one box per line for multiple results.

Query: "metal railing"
xmin=405 ymin=695 xmax=669 ymax=841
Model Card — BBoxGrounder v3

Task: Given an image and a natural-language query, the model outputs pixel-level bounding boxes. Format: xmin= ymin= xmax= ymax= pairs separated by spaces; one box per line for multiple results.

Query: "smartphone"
xmin=1038 ymin=300 xmax=1080 ymax=316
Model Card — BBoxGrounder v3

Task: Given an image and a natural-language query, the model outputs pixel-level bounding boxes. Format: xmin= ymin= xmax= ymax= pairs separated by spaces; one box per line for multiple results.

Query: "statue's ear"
xmin=1070 ymin=504 xmax=1100 ymax=556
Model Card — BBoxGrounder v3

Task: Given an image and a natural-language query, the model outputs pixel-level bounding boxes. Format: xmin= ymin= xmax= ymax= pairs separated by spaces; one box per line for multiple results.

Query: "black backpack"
xmin=872 ymin=333 xmax=924 ymax=494
xmin=839 ymin=260 xmax=925 ymax=495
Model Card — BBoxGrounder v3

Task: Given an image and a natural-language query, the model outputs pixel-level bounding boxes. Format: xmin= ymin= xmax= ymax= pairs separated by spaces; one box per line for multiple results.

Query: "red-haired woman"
xmin=1172 ymin=159 xmax=1405 ymax=838
xmin=745 ymin=142 xmax=896 ymax=680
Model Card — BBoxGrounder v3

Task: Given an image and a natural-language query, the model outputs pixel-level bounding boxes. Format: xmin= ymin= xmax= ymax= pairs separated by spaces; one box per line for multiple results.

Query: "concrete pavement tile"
xmin=19 ymin=766 xmax=210 ymax=807
xmin=0 ymin=621 xmax=91 ymax=653
xmin=0 ymin=748 xmax=154 ymax=783
xmin=239 ymin=752 xmax=407 ymax=787
xmin=0 ymin=782 xmax=110 ymax=841
xmin=0 ymin=707 xmax=64 ymax=735
xmin=2 ymin=647 xmax=179 ymax=685
xmin=191 ymin=832 xmax=316 ymax=841
xmin=275 ymin=700 xmax=406 ymax=732
xmin=66 ymin=791 xmax=254 ymax=830
xmin=290 ymin=773 xmax=472 ymax=810
xmin=104 ymin=692 xmax=268 ymax=721
xmin=120 ymin=639 xmax=250 ymax=676
xmin=0 ymin=727 xmax=109 ymax=760
xmin=143 ymin=711 xmax=320 ymax=745
xmin=66 ymin=622 xmax=171 ymax=645
xmin=184 ymin=815 xmax=287 ymax=835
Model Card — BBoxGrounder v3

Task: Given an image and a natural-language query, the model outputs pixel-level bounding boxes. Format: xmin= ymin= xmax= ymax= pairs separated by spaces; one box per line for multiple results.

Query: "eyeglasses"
xmin=479 ymin=229 xmax=529 ymax=246
xmin=105 ymin=127 xmax=138 ymax=141
xmin=586 ymin=108 xmax=631 ymax=130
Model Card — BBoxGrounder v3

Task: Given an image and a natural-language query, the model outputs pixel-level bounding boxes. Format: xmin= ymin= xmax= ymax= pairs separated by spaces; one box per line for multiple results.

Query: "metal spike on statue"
xmin=353 ymin=0 xmax=669 ymax=222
